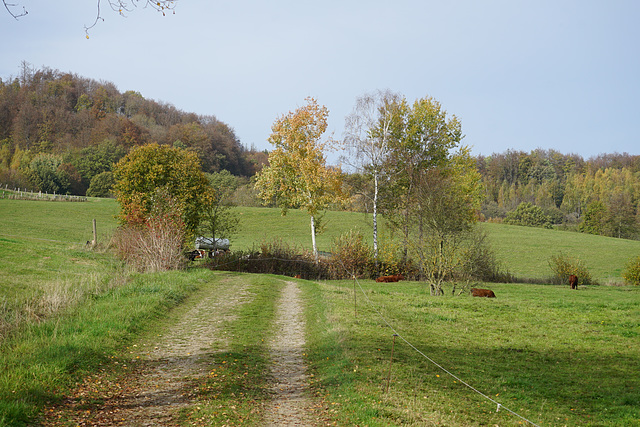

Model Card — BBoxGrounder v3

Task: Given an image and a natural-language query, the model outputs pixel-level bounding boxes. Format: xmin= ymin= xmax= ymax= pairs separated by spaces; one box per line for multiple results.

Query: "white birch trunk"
xmin=310 ymin=214 xmax=318 ymax=262
xmin=373 ymin=172 xmax=379 ymax=262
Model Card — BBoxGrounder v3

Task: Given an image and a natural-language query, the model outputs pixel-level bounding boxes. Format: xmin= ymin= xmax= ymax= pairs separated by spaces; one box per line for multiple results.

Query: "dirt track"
xmin=44 ymin=275 xmax=315 ymax=426
xmin=264 ymin=281 xmax=313 ymax=426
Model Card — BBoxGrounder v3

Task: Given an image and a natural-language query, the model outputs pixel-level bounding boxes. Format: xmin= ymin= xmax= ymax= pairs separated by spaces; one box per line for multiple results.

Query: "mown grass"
xmin=303 ymin=279 xmax=640 ymax=426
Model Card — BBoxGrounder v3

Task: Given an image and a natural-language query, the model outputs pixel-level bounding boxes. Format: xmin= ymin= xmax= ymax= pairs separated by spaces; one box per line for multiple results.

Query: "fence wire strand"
xmin=338 ymin=261 xmax=542 ymax=427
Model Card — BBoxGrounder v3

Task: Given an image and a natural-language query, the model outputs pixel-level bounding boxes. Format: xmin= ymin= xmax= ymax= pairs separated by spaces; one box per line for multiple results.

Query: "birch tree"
xmin=385 ymin=95 xmax=462 ymax=259
xmin=343 ymin=90 xmax=402 ymax=265
xmin=255 ymin=97 xmax=345 ymax=260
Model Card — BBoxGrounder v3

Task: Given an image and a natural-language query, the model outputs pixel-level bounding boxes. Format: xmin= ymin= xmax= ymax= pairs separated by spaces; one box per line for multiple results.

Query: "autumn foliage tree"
xmin=0 ymin=65 xmax=261 ymax=195
xmin=255 ymin=97 xmax=346 ymax=259
xmin=112 ymin=143 xmax=209 ymax=236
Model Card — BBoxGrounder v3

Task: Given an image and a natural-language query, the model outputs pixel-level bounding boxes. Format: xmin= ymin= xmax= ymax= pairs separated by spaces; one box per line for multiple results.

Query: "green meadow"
xmin=2 ymin=197 xmax=637 ymax=282
xmin=0 ymin=197 xmax=639 ymax=426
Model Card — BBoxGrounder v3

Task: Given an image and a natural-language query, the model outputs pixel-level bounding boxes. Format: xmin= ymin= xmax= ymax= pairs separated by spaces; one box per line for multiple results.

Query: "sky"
xmin=2 ymin=1 xmax=639 ymax=165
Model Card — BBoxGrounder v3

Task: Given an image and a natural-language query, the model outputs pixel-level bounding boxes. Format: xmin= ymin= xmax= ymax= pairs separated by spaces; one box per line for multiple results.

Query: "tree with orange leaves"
xmin=255 ymin=97 xmax=346 ymax=260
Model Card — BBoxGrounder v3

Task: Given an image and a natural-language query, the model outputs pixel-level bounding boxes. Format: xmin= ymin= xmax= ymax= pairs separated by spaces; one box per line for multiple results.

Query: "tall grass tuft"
xmin=111 ymin=215 xmax=186 ymax=273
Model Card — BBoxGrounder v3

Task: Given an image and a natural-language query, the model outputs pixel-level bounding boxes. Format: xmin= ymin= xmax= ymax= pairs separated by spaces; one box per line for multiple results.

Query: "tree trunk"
xmin=373 ymin=172 xmax=379 ymax=267
xmin=310 ymin=214 xmax=318 ymax=262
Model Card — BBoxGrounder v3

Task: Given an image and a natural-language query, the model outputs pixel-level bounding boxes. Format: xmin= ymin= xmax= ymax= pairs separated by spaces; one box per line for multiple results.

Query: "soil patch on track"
xmin=264 ymin=280 xmax=313 ymax=426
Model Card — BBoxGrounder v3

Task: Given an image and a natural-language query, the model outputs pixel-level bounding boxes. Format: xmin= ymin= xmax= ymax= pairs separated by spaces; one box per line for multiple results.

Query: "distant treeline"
xmin=476 ymin=149 xmax=640 ymax=239
xmin=0 ymin=63 xmax=267 ymax=196
xmin=2 ymin=64 xmax=639 ymax=240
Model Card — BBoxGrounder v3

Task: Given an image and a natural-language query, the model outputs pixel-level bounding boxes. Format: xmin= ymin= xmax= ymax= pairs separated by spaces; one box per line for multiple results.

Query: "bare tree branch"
xmin=3 ymin=0 xmax=28 ymax=19
xmin=85 ymin=1 xmax=177 ymax=38
xmin=2 ymin=0 xmax=176 ymax=37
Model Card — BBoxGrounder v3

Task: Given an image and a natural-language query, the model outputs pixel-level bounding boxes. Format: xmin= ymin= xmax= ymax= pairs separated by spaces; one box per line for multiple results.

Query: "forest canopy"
xmin=0 ymin=64 xmax=267 ymax=195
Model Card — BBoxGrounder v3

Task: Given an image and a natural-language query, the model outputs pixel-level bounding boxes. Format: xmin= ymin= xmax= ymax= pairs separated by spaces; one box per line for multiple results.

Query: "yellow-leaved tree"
xmin=255 ymin=97 xmax=346 ymax=260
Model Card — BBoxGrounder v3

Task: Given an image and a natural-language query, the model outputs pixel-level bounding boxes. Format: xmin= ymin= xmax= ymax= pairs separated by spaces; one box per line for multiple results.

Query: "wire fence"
xmin=345 ymin=264 xmax=542 ymax=426
xmin=1 ymin=184 xmax=87 ymax=202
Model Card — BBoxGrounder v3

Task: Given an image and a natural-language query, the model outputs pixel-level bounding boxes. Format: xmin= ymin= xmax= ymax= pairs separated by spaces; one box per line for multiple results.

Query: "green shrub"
xmin=86 ymin=171 xmax=114 ymax=197
xmin=504 ymin=202 xmax=552 ymax=229
xmin=622 ymin=256 xmax=640 ymax=286
xmin=543 ymin=206 xmax=565 ymax=225
xmin=328 ymin=230 xmax=372 ymax=279
xmin=548 ymin=252 xmax=594 ymax=286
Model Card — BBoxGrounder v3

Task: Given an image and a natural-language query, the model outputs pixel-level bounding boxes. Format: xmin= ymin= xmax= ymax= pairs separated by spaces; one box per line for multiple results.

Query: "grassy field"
xmin=303 ymin=278 xmax=640 ymax=426
xmin=3 ymin=197 xmax=637 ymax=282
xmin=1 ymin=197 xmax=640 ymax=425
xmin=482 ymin=222 xmax=640 ymax=283
xmin=230 ymin=205 xmax=640 ymax=283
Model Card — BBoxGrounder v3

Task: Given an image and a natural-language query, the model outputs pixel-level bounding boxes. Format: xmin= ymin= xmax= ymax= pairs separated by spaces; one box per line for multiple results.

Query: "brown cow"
xmin=569 ymin=274 xmax=578 ymax=290
xmin=375 ymin=274 xmax=404 ymax=283
xmin=471 ymin=288 xmax=496 ymax=298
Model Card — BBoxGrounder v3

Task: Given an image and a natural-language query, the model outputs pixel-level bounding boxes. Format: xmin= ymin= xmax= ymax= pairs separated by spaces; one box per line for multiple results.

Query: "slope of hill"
xmin=0 ymin=65 xmax=268 ymax=195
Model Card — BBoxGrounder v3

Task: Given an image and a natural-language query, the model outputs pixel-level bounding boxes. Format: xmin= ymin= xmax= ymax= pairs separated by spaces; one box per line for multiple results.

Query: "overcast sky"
xmin=2 ymin=1 xmax=639 ymax=164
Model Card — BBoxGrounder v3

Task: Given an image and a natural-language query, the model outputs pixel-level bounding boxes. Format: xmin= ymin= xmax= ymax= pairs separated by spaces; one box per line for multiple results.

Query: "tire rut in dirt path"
xmin=264 ymin=280 xmax=313 ymax=426
xmin=45 ymin=275 xmax=251 ymax=426
xmin=120 ymin=278 xmax=252 ymax=426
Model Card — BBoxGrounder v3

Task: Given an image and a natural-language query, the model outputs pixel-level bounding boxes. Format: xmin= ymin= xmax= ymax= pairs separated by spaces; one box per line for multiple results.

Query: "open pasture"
xmin=0 ymin=198 xmax=122 ymax=335
xmin=229 ymin=206 xmax=640 ymax=283
xmin=2 ymin=198 xmax=640 ymax=284
xmin=1 ymin=197 xmax=639 ymax=425
xmin=482 ymin=222 xmax=640 ymax=284
xmin=304 ymin=278 xmax=640 ymax=426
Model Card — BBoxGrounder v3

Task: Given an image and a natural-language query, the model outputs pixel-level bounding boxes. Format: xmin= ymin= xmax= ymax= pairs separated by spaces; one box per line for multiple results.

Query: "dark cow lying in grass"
xmin=471 ymin=288 xmax=496 ymax=298
xmin=376 ymin=274 xmax=404 ymax=283
xmin=569 ymin=274 xmax=578 ymax=290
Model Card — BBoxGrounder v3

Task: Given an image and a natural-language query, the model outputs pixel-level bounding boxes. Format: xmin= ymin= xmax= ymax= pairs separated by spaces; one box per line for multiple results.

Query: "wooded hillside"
xmin=0 ymin=64 xmax=267 ymax=195
xmin=477 ymin=149 xmax=640 ymax=239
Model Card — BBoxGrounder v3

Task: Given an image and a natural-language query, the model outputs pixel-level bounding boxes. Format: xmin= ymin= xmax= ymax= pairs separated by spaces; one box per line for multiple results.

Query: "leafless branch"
xmin=2 ymin=0 xmax=176 ymax=38
xmin=84 ymin=0 xmax=177 ymax=37
xmin=3 ymin=0 xmax=28 ymax=19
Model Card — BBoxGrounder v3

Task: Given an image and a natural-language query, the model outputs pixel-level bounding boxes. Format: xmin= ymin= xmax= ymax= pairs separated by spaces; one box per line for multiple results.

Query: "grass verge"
xmin=0 ymin=269 xmax=203 ymax=426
